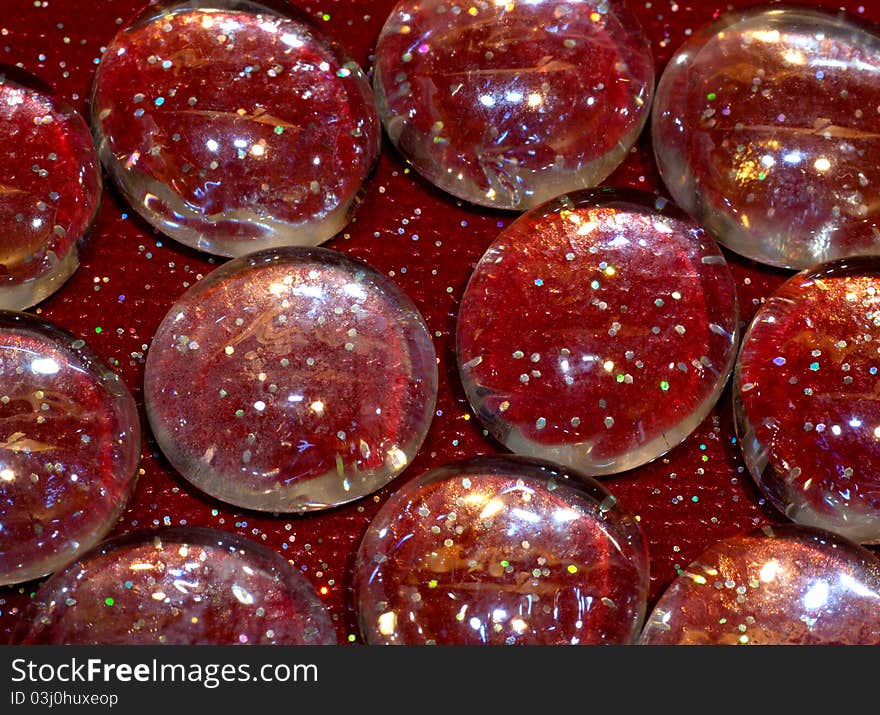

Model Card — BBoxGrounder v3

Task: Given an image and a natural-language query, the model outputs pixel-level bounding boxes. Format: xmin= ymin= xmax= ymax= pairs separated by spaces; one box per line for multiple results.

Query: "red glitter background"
xmin=1 ymin=0 xmax=877 ymax=645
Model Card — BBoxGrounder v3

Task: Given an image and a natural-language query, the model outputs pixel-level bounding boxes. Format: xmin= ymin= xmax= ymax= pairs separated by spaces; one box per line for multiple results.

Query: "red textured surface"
xmin=1 ymin=0 xmax=877 ymax=645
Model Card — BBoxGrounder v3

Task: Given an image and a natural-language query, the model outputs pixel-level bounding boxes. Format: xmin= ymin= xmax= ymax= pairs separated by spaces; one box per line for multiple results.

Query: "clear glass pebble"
xmin=0 ymin=312 xmax=139 ymax=586
xmin=457 ymin=188 xmax=739 ymax=476
xmin=92 ymin=1 xmax=380 ymax=257
xmin=373 ymin=0 xmax=653 ymax=209
xmin=356 ymin=455 xmax=649 ymax=645
xmin=144 ymin=247 xmax=437 ymax=512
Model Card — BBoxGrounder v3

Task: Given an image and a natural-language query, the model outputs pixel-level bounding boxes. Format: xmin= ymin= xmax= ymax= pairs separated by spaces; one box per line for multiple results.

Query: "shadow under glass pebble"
xmin=91 ymin=0 xmax=380 ymax=257
xmin=13 ymin=527 xmax=336 ymax=645
xmin=653 ymin=6 xmax=880 ymax=269
xmin=735 ymin=257 xmax=880 ymax=544
xmin=0 ymin=70 xmax=101 ymax=310
xmin=373 ymin=0 xmax=653 ymax=209
xmin=0 ymin=312 xmax=140 ymax=586
xmin=457 ymin=188 xmax=739 ymax=476
xmin=639 ymin=524 xmax=880 ymax=645
xmin=144 ymin=246 xmax=438 ymax=512
xmin=355 ymin=455 xmax=649 ymax=645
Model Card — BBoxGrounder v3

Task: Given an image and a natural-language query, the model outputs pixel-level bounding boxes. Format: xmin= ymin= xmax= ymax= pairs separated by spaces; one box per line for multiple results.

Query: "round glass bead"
xmin=639 ymin=525 xmax=880 ymax=645
xmin=356 ymin=455 xmax=649 ymax=645
xmin=653 ymin=6 xmax=880 ymax=269
xmin=13 ymin=527 xmax=336 ymax=644
xmin=373 ymin=0 xmax=653 ymax=210
xmin=0 ymin=70 xmax=101 ymax=309
xmin=457 ymin=188 xmax=739 ymax=476
xmin=0 ymin=312 xmax=140 ymax=586
xmin=734 ymin=258 xmax=880 ymax=544
xmin=91 ymin=1 xmax=380 ymax=257
xmin=144 ymin=247 xmax=437 ymax=512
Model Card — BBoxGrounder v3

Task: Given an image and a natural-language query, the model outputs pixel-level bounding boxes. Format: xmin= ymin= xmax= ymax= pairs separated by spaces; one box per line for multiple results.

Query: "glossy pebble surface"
xmin=0 ymin=70 xmax=101 ymax=309
xmin=653 ymin=6 xmax=880 ymax=269
xmin=373 ymin=0 xmax=653 ymax=209
xmin=639 ymin=525 xmax=880 ymax=645
xmin=457 ymin=188 xmax=739 ymax=476
xmin=0 ymin=312 xmax=140 ymax=586
xmin=734 ymin=258 xmax=880 ymax=544
xmin=356 ymin=456 xmax=649 ymax=645
xmin=92 ymin=1 xmax=380 ymax=257
xmin=144 ymin=247 xmax=437 ymax=512
xmin=13 ymin=527 xmax=335 ymax=644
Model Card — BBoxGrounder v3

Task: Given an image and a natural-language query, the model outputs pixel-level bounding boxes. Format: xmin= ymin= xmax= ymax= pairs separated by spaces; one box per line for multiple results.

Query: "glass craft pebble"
xmin=734 ymin=258 xmax=880 ymax=544
xmin=457 ymin=188 xmax=739 ymax=476
xmin=373 ymin=0 xmax=653 ymax=210
xmin=653 ymin=6 xmax=880 ymax=269
xmin=144 ymin=247 xmax=437 ymax=512
xmin=639 ymin=525 xmax=880 ymax=645
xmin=0 ymin=69 xmax=101 ymax=310
xmin=0 ymin=312 xmax=140 ymax=586
xmin=13 ymin=527 xmax=336 ymax=644
xmin=356 ymin=455 xmax=649 ymax=645
xmin=91 ymin=0 xmax=380 ymax=257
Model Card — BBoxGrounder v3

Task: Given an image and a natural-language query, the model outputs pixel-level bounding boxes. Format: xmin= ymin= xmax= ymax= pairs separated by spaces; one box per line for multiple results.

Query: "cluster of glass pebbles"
xmin=2 ymin=1 xmax=880 ymax=646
